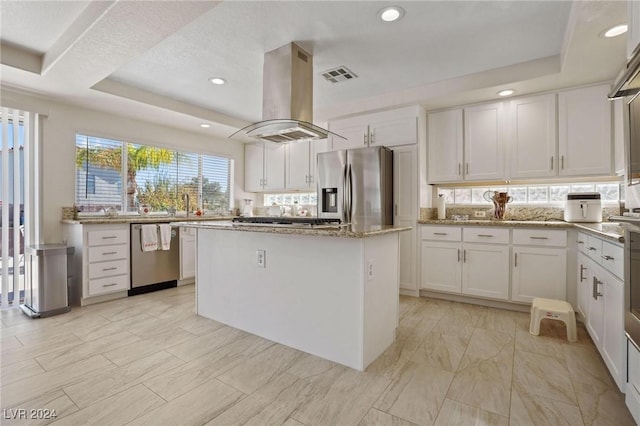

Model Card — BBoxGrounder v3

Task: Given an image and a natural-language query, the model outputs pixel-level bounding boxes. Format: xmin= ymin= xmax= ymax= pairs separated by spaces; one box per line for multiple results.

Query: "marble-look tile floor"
xmin=0 ymin=285 xmax=635 ymax=425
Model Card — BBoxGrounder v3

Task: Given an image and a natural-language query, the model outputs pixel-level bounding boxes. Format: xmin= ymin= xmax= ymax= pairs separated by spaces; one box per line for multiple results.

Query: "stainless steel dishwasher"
xmin=130 ymin=223 xmax=179 ymax=295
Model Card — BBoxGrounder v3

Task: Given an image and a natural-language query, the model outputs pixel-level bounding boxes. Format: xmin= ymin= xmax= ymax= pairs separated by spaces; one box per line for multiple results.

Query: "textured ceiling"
xmin=0 ymin=1 xmax=628 ymax=139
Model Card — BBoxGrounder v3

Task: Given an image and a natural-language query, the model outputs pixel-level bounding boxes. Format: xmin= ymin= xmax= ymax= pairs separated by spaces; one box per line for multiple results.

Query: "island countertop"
xmin=172 ymin=220 xmax=411 ymax=238
xmin=62 ymin=215 xmax=234 ymax=225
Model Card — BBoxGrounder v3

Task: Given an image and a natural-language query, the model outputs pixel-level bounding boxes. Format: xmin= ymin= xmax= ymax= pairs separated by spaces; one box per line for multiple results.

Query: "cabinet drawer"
xmin=88 ymin=259 xmax=128 ymax=279
xmin=421 ymin=226 xmax=461 ymax=241
xmin=89 ymin=274 xmax=129 ymax=296
xmin=88 ymin=244 xmax=128 ymax=263
xmin=87 ymin=229 xmax=128 ymax=246
xmin=577 ymin=232 xmax=589 ymax=254
xmin=463 ymin=227 xmax=509 ymax=244
xmin=601 ymin=241 xmax=624 ymax=279
xmin=512 ymin=229 xmax=567 ymax=247
xmin=586 ymin=235 xmax=603 ymax=260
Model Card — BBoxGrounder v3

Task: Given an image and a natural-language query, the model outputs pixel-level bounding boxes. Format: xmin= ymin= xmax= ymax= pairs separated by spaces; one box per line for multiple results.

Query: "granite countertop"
xmin=62 ymin=215 xmax=235 ymax=225
xmin=172 ymin=220 xmax=412 ymax=238
xmin=418 ymin=219 xmax=625 ymax=243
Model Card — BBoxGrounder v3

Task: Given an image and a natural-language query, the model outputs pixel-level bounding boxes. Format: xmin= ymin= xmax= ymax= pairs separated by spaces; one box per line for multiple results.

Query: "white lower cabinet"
xmin=180 ymin=227 xmax=196 ymax=280
xmin=627 ymin=341 xmax=640 ymax=424
xmin=421 ymin=240 xmax=462 ymax=293
xmin=63 ymin=223 xmax=131 ymax=305
xmin=511 ymin=246 xmax=567 ymax=303
xmin=576 ymin=252 xmax=591 ymax=321
xmin=462 ymin=243 xmax=509 ymax=300
xmin=421 ymin=225 xmax=568 ymax=304
xmin=577 ymin=232 xmax=625 ymax=392
xmin=421 ymin=226 xmax=509 ymax=301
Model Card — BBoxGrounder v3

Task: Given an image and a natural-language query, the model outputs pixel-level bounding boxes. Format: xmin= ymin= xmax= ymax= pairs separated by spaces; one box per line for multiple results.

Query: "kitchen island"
xmin=174 ymin=220 xmax=410 ymax=371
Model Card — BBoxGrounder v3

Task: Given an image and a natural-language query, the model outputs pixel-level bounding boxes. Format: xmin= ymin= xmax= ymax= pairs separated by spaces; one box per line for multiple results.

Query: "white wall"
xmin=1 ymin=88 xmax=247 ymax=243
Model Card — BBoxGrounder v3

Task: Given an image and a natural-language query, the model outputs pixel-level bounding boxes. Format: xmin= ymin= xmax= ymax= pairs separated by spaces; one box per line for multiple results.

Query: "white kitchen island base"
xmin=195 ymin=226 xmax=402 ymax=371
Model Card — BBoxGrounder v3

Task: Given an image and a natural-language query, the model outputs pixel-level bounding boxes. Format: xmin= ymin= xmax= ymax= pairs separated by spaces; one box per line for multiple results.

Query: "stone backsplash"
xmin=420 ymin=205 xmax=622 ymax=221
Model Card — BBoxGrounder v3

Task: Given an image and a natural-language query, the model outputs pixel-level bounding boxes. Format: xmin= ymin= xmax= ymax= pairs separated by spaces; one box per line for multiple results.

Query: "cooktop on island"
xmin=231 ymin=216 xmax=343 ymax=228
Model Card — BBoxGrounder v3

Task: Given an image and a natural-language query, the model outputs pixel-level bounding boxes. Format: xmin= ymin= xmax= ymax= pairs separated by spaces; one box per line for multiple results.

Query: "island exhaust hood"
xmin=230 ymin=42 xmax=342 ymax=143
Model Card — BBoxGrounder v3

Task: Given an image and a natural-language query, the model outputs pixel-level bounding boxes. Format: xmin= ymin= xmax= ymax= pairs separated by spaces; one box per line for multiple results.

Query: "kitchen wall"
xmin=1 ymin=88 xmax=247 ymax=244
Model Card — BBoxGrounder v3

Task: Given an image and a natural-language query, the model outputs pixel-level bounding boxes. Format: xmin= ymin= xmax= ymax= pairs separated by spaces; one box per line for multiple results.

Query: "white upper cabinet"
xmin=285 ymin=139 xmax=328 ymax=190
xmin=427 ymin=109 xmax=463 ymax=182
xmin=244 ymin=142 xmax=286 ymax=192
xmin=329 ymin=106 xmax=419 ymax=150
xmin=329 ymin=116 xmax=369 ymax=150
xmin=464 ymin=102 xmax=505 ymax=181
xmin=558 ymin=84 xmax=612 ymax=177
xmin=508 ymin=94 xmax=557 ymax=179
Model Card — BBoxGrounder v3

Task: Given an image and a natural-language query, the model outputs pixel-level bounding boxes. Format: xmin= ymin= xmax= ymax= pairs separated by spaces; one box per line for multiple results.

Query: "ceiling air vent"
xmin=322 ymin=66 xmax=358 ymax=83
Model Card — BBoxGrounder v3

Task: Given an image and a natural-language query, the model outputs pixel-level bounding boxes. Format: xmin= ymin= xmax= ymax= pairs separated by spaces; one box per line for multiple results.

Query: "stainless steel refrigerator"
xmin=317 ymin=146 xmax=393 ymax=228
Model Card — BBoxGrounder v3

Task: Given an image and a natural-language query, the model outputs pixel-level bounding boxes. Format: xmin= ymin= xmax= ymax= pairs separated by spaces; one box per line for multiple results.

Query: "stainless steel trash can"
xmin=20 ymin=244 xmax=74 ymax=318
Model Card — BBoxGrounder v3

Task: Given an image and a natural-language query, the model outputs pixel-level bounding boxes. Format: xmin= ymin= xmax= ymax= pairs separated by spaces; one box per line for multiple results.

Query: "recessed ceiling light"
xmin=209 ymin=77 xmax=226 ymax=85
xmin=498 ymin=89 xmax=515 ymax=97
xmin=379 ymin=6 xmax=405 ymax=22
xmin=602 ymin=24 xmax=628 ymax=38
xmin=200 ymin=123 xmax=211 ymax=128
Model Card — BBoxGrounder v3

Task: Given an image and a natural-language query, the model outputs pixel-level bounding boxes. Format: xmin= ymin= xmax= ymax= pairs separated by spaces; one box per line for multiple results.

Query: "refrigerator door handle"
xmin=342 ymin=164 xmax=349 ymax=223
xmin=346 ymin=164 xmax=353 ymax=223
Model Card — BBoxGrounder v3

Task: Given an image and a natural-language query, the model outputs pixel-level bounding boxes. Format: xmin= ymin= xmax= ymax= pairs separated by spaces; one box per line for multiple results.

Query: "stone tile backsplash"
xmin=420 ymin=206 xmax=621 ymax=221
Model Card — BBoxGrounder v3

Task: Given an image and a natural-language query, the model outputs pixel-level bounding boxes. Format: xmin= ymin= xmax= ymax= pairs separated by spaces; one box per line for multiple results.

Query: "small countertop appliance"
xmin=564 ymin=192 xmax=602 ymax=223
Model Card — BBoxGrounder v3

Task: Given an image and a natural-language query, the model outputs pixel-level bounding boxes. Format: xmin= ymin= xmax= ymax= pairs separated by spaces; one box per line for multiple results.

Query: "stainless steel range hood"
xmin=230 ymin=42 xmax=342 ymax=143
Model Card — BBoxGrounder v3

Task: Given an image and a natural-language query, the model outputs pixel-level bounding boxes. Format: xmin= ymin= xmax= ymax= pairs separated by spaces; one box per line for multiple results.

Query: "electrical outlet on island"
xmin=474 ymin=210 xmax=486 ymax=218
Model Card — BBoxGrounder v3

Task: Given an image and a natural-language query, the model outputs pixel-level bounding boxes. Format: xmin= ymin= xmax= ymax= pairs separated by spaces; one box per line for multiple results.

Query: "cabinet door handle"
xmin=514 ymin=253 xmax=518 ymax=267
xmin=457 ymin=249 xmax=461 ymax=262
xmin=529 ymin=236 xmax=548 ymax=240
xmin=433 ymin=232 xmax=447 ymax=236
xmin=394 ymin=204 xmax=398 ymax=216
xmin=466 ymin=163 xmax=469 ymax=174
xmin=458 ymin=163 xmax=461 ymax=175
xmin=602 ymin=255 xmax=614 ymax=261
xmin=363 ymin=132 xmax=367 ymax=145
xmin=580 ymin=264 xmax=586 ymax=281
xmin=463 ymin=249 xmax=467 ymax=263
xmin=577 ymin=240 xmax=584 ymax=245
xmin=588 ymin=247 xmax=597 ymax=251
xmin=550 ymin=156 xmax=554 ymax=170
xmin=561 ymin=155 xmax=565 ymax=169
xmin=477 ymin=234 xmax=494 ymax=238
xmin=103 ymin=283 xmax=118 ymax=288
xmin=593 ymin=276 xmax=603 ymax=300
xmin=308 ymin=175 xmax=313 ymax=184
xmin=370 ymin=130 xmax=375 ymax=144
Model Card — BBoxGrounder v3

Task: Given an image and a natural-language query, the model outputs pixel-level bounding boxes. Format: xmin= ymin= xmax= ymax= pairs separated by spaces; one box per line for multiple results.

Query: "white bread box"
xmin=564 ymin=192 xmax=602 ymax=223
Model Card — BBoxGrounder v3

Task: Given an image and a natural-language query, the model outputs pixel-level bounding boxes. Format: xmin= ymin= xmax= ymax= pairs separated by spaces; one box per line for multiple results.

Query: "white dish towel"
xmin=158 ymin=224 xmax=172 ymax=250
xmin=141 ymin=224 xmax=158 ymax=252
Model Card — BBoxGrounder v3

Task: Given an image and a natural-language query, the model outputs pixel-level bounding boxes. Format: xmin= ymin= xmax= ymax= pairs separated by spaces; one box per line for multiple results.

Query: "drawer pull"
xmin=102 ymin=251 xmax=117 ymax=255
xmin=602 ymin=255 xmax=614 ymax=261
xmin=433 ymin=232 xmax=447 ymax=236
xmin=588 ymin=247 xmax=597 ymax=251
xmin=102 ymin=283 xmax=118 ymax=287
xmin=529 ymin=236 xmax=548 ymax=240
xmin=101 ymin=236 xmax=118 ymax=239
xmin=577 ymin=241 xmax=584 ymax=245
xmin=102 ymin=267 xmax=118 ymax=271
xmin=477 ymin=234 xmax=494 ymax=237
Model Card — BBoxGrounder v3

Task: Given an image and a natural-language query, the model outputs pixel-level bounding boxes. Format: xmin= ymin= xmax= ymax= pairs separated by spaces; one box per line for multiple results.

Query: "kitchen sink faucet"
xmin=182 ymin=193 xmax=190 ymax=217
